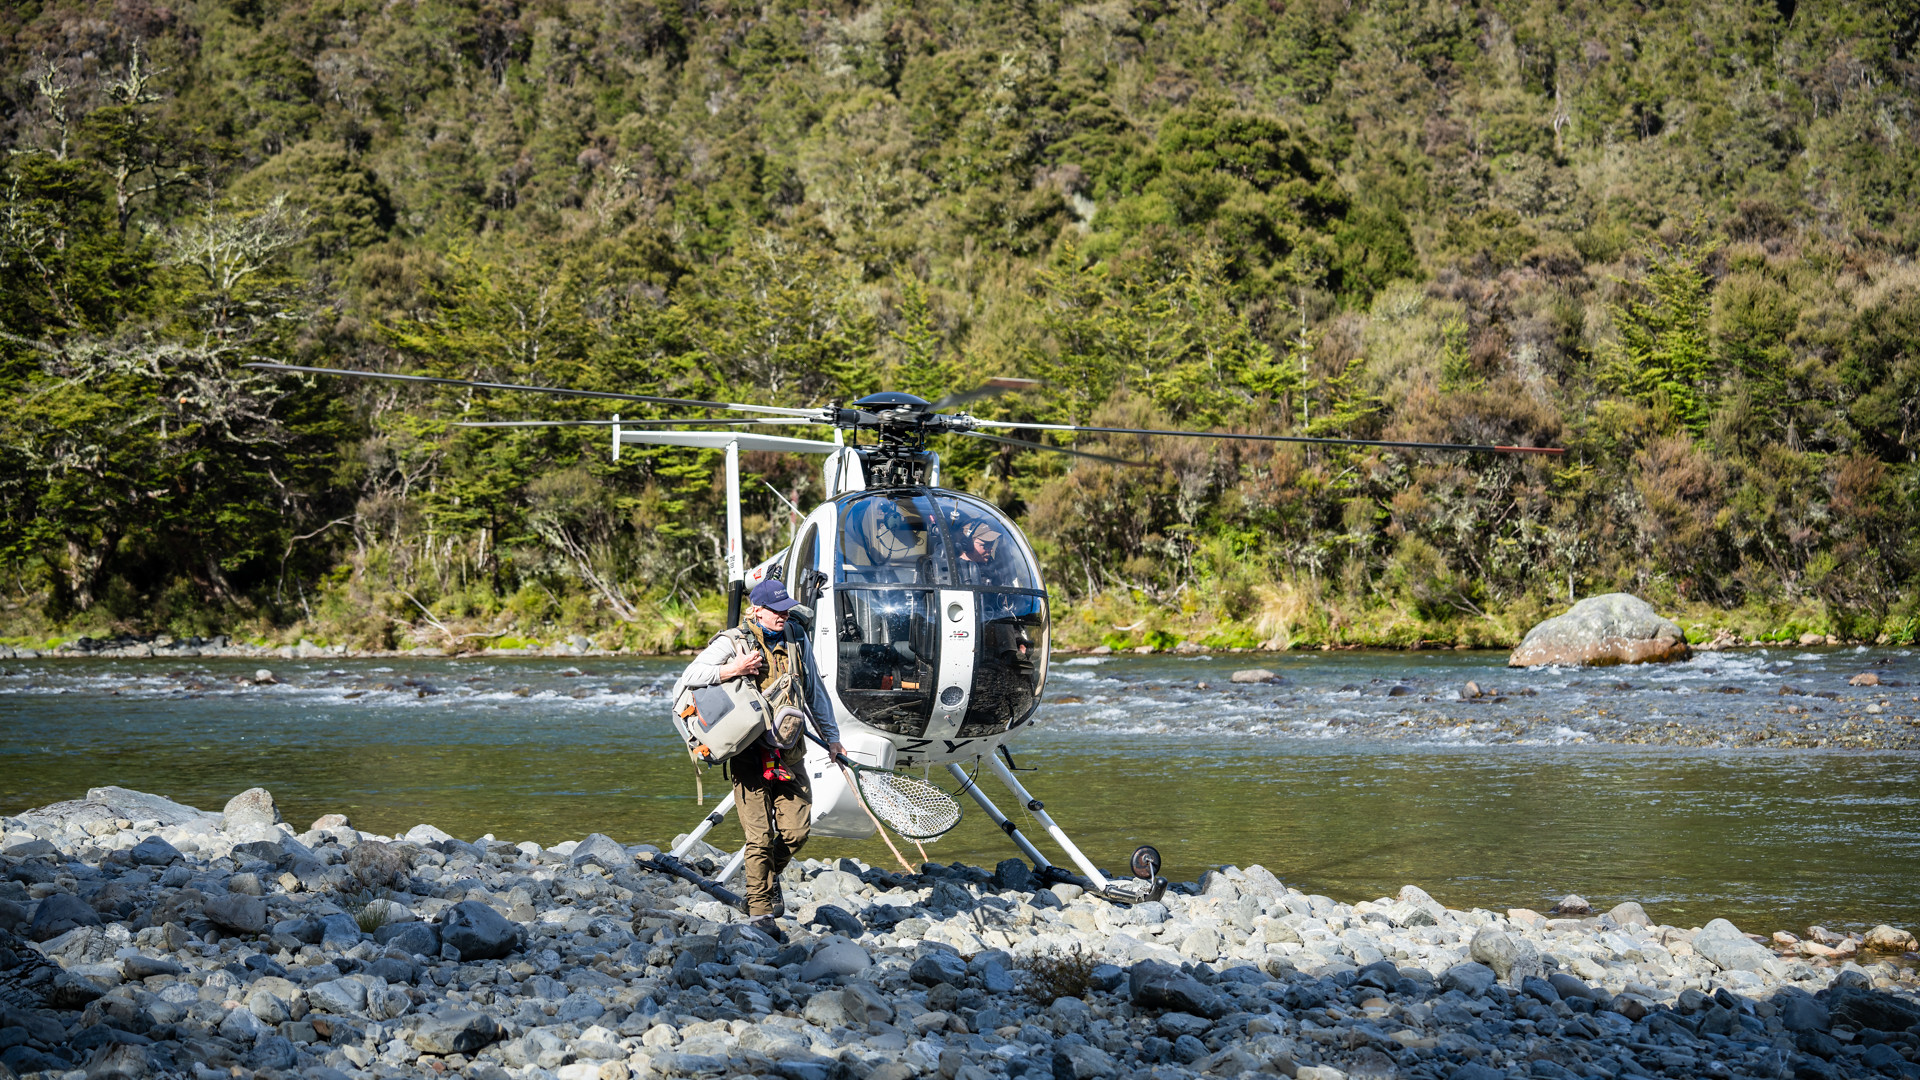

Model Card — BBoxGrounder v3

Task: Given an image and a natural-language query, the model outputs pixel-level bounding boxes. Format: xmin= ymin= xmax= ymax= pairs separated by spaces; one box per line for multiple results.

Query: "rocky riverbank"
xmin=4 ymin=788 xmax=1919 ymax=1080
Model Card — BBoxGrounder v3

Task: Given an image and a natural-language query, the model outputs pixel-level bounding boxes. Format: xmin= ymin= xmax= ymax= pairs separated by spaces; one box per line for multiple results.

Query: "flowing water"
xmin=3 ymin=647 xmax=1917 ymax=937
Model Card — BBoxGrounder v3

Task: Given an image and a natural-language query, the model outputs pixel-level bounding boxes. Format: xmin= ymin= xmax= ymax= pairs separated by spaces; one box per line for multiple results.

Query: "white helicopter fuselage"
xmin=744 ymin=483 xmax=1051 ymax=839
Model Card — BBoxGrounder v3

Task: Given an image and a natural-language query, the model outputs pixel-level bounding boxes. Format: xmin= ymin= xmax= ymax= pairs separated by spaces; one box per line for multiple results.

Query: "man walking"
xmin=671 ymin=578 xmax=842 ymax=937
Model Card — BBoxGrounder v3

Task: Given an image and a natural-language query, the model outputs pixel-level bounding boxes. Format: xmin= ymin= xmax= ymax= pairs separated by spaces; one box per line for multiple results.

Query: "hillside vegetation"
xmin=2 ymin=0 xmax=1918 ymax=651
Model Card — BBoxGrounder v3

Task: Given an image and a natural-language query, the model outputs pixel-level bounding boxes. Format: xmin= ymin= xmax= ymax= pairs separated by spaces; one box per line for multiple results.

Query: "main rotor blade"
xmin=931 ymin=377 xmax=1043 ymax=411
xmin=960 ymin=430 xmax=1149 ymax=468
xmin=245 ymin=362 xmax=824 ymax=416
xmin=972 ymin=420 xmax=1565 ymax=455
xmin=452 ymin=418 xmax=817 ymax=428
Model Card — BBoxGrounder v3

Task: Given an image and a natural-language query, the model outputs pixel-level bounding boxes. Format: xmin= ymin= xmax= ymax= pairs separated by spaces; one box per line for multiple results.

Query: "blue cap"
xmin=748 ymin=578 xmax=799 ymax=612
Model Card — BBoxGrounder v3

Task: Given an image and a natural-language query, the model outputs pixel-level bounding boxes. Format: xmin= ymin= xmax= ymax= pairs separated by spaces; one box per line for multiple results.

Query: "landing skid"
xmin=637 ymin=850 xmax=748 ymax=912
xmin=949 ymin=756 xmax=1167 ymax=905
xmin=669 ymin=795 xmax=748 ymax=884
xmin=662 ymin=756 xmax=1166 ymax=907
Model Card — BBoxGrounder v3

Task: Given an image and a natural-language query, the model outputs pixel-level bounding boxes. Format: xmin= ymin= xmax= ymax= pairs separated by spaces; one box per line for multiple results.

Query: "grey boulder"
xmin=28 ymin=786 xmax=215 ymax=830
xmin=1547 ymin=972 xmax=1597 ymax=1001
xmin=439 ymin=900 xmax=519 ymax=960
xmin=1128 ymin=962 xmax=1228 ymax=1018
xmin=222 ymin=787 xmax=284 ymax=831
xmin=805 ymin=904 xmax=864 ymax=938
xmin=272 ymin=916 xmax=323 ymax=945
xmin=1773 ymin=988 xmax=1830 ymax=1033
xmin=1508 ymin=592 xmax=1691 ymax=667
xmin=1440 ymin=962 xmax=1498 ymax=996
xmin=1606 ymin=901 xmax=1650 ymax=927
xmin=28 ymin=893 xmax=101 ymax=941
xmin=908 ymin=949 xmax=968 ymax=986
xmin=308 ymin=978 xmax=368 ymax=1015
xmin=318 ymin=912 xmax=363 ymax=947
xmin=1469 ymin=926 xmax=1541 ymax=984
xmin=992 ymin=859 xmax=1032 ymax=891
xmin=569 ymin=833 xmax=632 ymax=870
xmin=121 ymin=953 xmax=186 ymax=979
xmin=1053 ymin=1044 xmax=1117 ymax=1080
xmin=1826 ymin=985 xmax=1920 ymax=1032
xmin=801 ymin=984 xmax=893 ymax=1027
xmin=3 ymin=838 xmax=59 ymax=859
xmin=202 ymin=893 xmax=269 ymax=935
xmin=409 ymin=1011 xmax=504 ymax=1055
xmin=800 ymin=939 xmax=872 ymax=981
xmin=1691 ymin=919 xmax=1773 ymax=973
xmin=125 ymin=836 xmax=182 ymax=866
xmin=374 ymin=921 xmax=440 ymax=956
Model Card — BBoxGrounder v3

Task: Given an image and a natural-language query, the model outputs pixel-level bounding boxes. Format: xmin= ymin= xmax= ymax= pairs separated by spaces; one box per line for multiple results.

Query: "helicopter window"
xmin=838 ymin=492 xmax=951 ymax=586
xmin=958 ymin=592 xmax=1049 ymax=738
xmin=932 ymin=495 xmax=1037 ymax=589
xmin=791 ymin=524 xmax=830 ymax=608
xmin=835 ymin=588 xmax=936 ymax=737
xmin=790 ymin=524 xmax=819 ymax=596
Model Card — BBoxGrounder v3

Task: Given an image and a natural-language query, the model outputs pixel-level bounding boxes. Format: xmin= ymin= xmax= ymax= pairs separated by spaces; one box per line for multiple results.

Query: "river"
xmin=3 ymin=647 xmax=1916 ymax=938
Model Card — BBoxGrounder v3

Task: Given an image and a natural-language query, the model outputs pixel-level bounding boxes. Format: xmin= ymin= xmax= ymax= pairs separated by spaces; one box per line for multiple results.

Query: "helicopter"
xmin=248 ymin=361 xmax=1564 ymax=905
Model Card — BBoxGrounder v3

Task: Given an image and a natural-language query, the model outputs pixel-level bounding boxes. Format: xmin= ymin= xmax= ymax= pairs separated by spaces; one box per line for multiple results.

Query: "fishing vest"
xmin=737 ymin=622 xmax=808 ymax=750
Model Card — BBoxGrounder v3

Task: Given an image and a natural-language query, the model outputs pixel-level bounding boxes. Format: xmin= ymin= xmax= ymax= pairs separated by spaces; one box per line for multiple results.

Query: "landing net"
xmin=852 ymin=769 xmax=962 ymax=841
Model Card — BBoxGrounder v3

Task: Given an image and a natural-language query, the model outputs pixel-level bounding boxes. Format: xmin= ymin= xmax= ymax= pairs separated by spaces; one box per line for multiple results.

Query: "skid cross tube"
xmin=981 ymin=756 xmax=1167 ymax=904
xmin=986 ymin=754 xmax=1111 ymax=890
xmin=671 ymin=792 xmax=736 ymax=859
xmin=946 ymin=762 xmax=1054 ymax=872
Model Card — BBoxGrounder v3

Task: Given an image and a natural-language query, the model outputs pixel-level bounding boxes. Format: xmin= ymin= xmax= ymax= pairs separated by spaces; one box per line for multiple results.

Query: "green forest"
xmin=2 ymin=0 xmax=1918 ymax=652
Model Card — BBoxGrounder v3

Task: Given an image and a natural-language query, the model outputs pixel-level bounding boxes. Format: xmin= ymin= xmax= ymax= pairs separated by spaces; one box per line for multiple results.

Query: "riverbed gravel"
xmin=3 ymin=786 xmax=1917 ymax=1080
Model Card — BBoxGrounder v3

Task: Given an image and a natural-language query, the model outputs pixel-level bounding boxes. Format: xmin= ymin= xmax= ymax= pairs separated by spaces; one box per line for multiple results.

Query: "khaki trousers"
xmin=731 ymin=755 xmax=811 ymax=916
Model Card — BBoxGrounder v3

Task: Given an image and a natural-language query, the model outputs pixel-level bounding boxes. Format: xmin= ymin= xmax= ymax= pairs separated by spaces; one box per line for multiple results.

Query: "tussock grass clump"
xmin=337 ymin=887 xmax=398 ymax=933
xmin=1016 ymin=950 xmax=1102 ymax=1005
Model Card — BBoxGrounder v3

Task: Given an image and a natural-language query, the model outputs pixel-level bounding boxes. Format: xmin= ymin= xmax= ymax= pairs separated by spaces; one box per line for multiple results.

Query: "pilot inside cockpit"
xmin=951 ymin=515 xmax=1004 ymax=585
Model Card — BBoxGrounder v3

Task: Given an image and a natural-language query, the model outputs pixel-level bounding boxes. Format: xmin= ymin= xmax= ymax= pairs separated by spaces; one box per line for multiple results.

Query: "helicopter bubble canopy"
xmin=790 ymin=488 xmax=1048 ymax=765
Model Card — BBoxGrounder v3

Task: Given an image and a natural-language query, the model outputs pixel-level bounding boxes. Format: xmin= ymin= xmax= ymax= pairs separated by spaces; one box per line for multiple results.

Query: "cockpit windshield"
xmin=836 ymin=490 xmax=1037 ymax=589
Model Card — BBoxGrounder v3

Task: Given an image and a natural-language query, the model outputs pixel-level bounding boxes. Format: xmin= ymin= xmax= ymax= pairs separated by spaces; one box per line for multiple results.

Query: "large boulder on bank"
xmin=1508 ymin=593 xmax=1691 ymax=668
xmin=17 ymin=786 xmax=218 ymax=831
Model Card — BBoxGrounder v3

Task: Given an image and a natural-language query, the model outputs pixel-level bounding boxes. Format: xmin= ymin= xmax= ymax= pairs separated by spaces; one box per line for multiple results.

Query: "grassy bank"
xmin=6 ymin=577 xmax=1915 ymax=656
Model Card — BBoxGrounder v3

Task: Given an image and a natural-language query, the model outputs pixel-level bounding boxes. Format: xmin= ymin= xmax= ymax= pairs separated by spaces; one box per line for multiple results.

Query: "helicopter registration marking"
xmin=894 ymin=737 xmax=978 ymax=761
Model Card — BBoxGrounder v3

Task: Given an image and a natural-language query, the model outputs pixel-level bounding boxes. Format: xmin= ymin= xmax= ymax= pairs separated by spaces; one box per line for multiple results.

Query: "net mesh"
xmin=854 ymin=769 xmax=962 ymax=840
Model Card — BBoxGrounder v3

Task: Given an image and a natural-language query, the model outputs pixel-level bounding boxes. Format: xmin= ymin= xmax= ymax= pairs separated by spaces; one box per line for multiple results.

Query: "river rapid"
xmin=3 ymin=647 xmax=1916 ymax=938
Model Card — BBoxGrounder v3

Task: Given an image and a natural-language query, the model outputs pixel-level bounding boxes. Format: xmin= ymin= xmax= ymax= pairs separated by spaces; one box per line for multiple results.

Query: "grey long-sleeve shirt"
xmin=670 ymin=622 xmax=841 ymax=746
